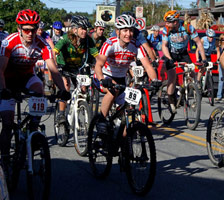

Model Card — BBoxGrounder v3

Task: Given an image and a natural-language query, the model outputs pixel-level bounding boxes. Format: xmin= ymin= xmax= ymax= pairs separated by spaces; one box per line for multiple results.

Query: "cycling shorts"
xmin=93 ymin=74 xmax=126 ymax=105
xmin=0 ymin=75 xmax=43 ymax=112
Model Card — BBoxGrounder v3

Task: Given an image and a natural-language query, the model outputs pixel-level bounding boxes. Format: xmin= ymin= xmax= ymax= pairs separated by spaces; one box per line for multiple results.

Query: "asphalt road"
xmin=5 ymin=95 xmax=224 ymax=200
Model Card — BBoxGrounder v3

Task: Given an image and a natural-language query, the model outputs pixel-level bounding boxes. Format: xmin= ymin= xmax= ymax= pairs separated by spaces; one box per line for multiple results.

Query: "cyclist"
xmin=162 ymin=10 xmax=208 ymax=113
xmin=53 ymin=15 xmax=99 ymax=122
xmin=110 ymin=11 xmax=158 ymax=69
xmin=89 ymin=21 xmax=106 ymax=50
xmin=147 ymin=25 xmax=162 ymax=58
xmin=94 ymin=14 xmax=159 ymax=130
xmin=0 ymin=9 xmax=70 ymax=170
xmin=0 ymin=19 xmax=8 ymax=46
xmin=36 ymin=21 xmax=55 ymax=88
xmin=50 ymin=21 xmax=64 ymax=45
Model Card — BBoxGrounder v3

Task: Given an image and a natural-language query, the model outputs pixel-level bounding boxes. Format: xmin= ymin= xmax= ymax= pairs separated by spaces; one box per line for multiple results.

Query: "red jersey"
xmin=0 ymin=32 xmax=53 ymax=78
xmin=100 ymin=37 xmax=147 ymax=77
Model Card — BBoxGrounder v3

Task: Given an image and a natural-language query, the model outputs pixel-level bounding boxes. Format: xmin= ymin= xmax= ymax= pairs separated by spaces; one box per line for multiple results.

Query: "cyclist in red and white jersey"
xmin=94 ymin=14 xmax=159 ymax=125
xmin=0 ymin=9 xmax=70 ymax=167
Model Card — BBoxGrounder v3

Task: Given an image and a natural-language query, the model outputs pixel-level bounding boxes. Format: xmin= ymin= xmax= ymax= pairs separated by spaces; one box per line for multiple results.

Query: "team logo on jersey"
xmin=1 ymin=39 xmax=8 ymax=47
xmin=106 ymin=39 xmax=112 ymax=45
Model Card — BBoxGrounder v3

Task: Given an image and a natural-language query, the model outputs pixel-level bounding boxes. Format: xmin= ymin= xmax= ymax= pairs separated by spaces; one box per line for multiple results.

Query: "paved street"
xmin=6 ymin=96 xmax=224 ymax=200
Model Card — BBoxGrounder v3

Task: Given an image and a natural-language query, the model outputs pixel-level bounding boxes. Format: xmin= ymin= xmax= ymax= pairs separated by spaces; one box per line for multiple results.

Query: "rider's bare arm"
xmin=194 ymin=36 xmax=206 ymax=61
xmin=0 ymin=56 xmax=9 ymax=90
xmin=45 ymin=58 xmax=66 ymax=90
xmin=142 ymin=42 xmax=156 ymax=61
xmin=95 ymin=54 xmax=107 ymax=81
xmin=162 ymin=40 xmax=172 ymax=60
xmin=140 ymin=56 xmax=157 ymax=81
xmin=195 ymin=38 xmax=204 ymax=61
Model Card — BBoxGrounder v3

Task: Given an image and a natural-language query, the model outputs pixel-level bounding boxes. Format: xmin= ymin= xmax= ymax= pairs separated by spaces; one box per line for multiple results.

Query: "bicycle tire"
xmin=27 ymin=133 xmax=51 ymax=200
xmin=89 ymin=85 xmax=99 ymax=117
xmin=206 ymin=73 xmax=214 ymax=106
xmin=88 ymin=114 xmax=112 ymax=179
xmin=184 ymin=82 xmax=201 ymax=130
xmin=206 ymin=107 xmax=224 ymax=167
xmin=158 ymin=80 xmax=175 ymax=124
xmin=74 ymin=101 xmax=92 ymax=156
xmin=125 ymin=121 xmax=156 ymax=196
xmin=53 ymin=102 xmax=69 ymax=147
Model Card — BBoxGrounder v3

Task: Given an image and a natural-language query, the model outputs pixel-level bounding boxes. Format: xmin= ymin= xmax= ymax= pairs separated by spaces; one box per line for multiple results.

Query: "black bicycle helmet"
xmin=71 ymin=15 xmax=91 ymax=29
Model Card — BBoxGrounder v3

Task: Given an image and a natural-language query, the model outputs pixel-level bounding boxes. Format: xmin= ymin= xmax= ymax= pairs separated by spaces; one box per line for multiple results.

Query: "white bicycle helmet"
xmin=94 ymin=21 xmax=106 ymax=28
xmin=206 ymin=29 xmax=215 ymax=37
xmin=151 ymin=25 xmax=160 ymax=31
xmin=115 ymin=14 xmax=136 ymax=29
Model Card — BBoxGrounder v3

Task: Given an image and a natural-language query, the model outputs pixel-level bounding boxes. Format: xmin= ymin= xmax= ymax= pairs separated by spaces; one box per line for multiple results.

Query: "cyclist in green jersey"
xmin=53 ymin=15 xmax=99 ymax=122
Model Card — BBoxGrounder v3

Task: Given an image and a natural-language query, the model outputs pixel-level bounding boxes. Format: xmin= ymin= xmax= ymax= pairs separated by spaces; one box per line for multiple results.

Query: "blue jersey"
xmin=147 ymin=33 xmax=162 ymax=50
xmin=202 ymin=36 xmax=216 ymax=56
xmin=110 ymin=28 xmax=147 ymax=46
xmin=162 ymin=20 xmax=198 ymax=53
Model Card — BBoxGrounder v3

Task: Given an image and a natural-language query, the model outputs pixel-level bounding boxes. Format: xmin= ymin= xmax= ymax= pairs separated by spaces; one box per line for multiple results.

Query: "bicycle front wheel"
xmin=184 ymin=82 xmax=201 ymax=130
xmin=206 ymin=107 xmax=224 ymax=167
xmin=206 ymin=73 xmax=214 ymax=106
xmin=27 ymin=134 xmax=51 ymax=200
xmin=89 ymin=85 xmax=100 ymax=117
xmin=88 ymin=114 xmax=112 ymax=179
xmin=125 ymin=122 xmax=156 ymax=196
xmin=74 ymin=101 xmax=92 ymax=156
xmin=158 ymin=80 xmax=175 ymax=124
xmin=54 ymin=102 xmax=69 ymax=147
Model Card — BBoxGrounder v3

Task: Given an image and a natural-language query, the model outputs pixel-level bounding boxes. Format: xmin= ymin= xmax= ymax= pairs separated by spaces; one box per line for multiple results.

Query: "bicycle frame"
xmin=201 ymin=62 xmax=214 ymax=91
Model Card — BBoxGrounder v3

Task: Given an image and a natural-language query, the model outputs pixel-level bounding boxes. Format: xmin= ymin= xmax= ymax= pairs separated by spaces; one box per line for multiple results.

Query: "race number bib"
xmin=28 ymin=97 xmax=48 ymax=116
xmin=77 ymin=75 xmax=91 ymax=86
xmin=132 ymin=66 xmax=144 ymax=77
xmin=124 ymin=87 xmax=142 ymax=105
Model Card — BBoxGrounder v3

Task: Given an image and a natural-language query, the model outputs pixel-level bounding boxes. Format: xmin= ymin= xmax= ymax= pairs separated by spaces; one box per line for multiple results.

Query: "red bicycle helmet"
xmin=16 ymin=9 xmax=40 ymax=25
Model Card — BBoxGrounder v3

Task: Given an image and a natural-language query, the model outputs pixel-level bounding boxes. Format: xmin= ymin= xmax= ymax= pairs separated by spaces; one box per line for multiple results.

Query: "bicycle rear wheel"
xmin=125 ymin=122 xmax=156 ymax=196
xmin=27 ymin=133 xmax=51 ymax=200
xmin=205 ymin=73 xmax=214 ymax=106
xmin=74 ymin=101 xmax=92 ymax=156
xmin=158 ymin=80 xmax=175 ymax=124
xmin=206 ymin=107 xmax=224 ymax=167
xmin=88 ymin=114 xmax=112 ymax=179
xmin=54 ymin=102 xmax=69 ymax=147
xmin=184 ymin=82 xmax=201 ymax=130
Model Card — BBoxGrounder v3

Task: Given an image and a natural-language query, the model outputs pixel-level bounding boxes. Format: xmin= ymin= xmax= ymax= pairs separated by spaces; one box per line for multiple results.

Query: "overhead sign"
xmin=96 ymin=5 xmax=116 ymax=26
xmin=135 ymin=18 xmax=146 ymax=30
xmin=136 ymin=6 xmax=143 ymax=18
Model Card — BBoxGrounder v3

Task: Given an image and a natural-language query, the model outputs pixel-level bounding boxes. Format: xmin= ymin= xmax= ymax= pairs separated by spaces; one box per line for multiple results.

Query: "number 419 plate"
xmin=28 ymin=97 xmax=48 ymax=116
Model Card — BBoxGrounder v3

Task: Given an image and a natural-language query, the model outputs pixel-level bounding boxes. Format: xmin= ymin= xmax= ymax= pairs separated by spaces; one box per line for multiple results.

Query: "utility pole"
xmin=116 ymin=0 xmax=120 ymax=18
xmin=171 ymin=0 xmax=174 ymax=10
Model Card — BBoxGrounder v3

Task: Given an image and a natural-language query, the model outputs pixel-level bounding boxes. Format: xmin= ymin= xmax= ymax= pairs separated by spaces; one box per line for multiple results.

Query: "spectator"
xmin=215 ymin=34 xmax=224 ymax=101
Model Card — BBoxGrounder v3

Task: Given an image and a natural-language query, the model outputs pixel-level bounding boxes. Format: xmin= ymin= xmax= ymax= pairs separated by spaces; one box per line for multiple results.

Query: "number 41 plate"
xmin=124 ymin=87 xmax=142 ymax=105
xmin=28 ymin=97 xmax=48 ymax=116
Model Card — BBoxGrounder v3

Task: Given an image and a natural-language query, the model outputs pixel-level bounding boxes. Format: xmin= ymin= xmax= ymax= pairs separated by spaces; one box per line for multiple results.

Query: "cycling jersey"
xmin=162 ymin=20 xmax=198 ymax=53
xmin=89 ymin=31 xmax=106 ymax=51
xmin=147 ymin=33 xmax=162 ymax=51
xmin=202 ymin=36 xmax=216 ymax=56
xmin=54 ymin=34 xmax=98 ymax=69
xmin=0 ymin=32 xmax=53 ymax=78
xmin=99 ymin=37 xmax=147 ymax=77
xmin=0 ymin=30 xmax=9 ymax=45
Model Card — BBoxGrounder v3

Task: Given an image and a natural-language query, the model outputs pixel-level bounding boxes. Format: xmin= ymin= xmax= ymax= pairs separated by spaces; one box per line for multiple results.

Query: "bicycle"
xmin=1 ymin=90 xmax=55 ymax=199
xmin=158 ymin=62 xmax=201 ymax=130
xmin=198 ymin=62 xmax=215 ymax=106
xmin=206 ymin=106 xmax=224 ymax=168
xmin=130 ymin=64 xmax=161 ymax=125
xmin=88 ymin=83 xmax=157 ymax=196
xmin=54 ymin=69 xmax=92 ymax=156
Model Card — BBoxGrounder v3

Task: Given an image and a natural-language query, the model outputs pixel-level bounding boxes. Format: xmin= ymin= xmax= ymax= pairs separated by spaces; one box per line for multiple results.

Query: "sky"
xmin=41 ymin=0 xmax=196 ymax=14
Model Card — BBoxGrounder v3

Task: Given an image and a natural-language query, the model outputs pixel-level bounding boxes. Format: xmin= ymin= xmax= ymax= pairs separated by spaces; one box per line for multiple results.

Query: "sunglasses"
xmin=22 ymin=28 xmax=37 ymax=34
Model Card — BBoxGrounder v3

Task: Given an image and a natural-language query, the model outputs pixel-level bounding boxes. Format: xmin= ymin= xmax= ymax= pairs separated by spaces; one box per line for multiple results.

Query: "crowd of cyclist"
xmin=0 ymin=8 xmax=223 ymax=197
